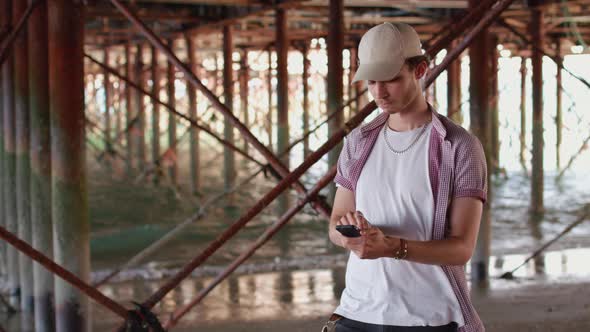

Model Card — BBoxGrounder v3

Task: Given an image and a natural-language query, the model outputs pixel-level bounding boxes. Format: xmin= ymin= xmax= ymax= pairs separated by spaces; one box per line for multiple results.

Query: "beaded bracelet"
xmin=393 ymin=238 xmax=408 ymax=260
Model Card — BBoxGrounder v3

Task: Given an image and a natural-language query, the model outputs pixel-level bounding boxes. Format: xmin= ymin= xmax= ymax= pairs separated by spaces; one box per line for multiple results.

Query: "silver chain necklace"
xmin=382 ymin=122 xmax=430 ymax=155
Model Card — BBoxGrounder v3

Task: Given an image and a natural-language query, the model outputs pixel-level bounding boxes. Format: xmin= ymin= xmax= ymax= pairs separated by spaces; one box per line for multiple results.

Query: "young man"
xmin=323 ymin=23 xmax=487 ymax=332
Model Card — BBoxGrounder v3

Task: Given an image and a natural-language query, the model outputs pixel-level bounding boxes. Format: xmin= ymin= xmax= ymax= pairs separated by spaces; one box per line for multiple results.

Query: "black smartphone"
xmin=336 ymin=225 xmax=361 ymax=238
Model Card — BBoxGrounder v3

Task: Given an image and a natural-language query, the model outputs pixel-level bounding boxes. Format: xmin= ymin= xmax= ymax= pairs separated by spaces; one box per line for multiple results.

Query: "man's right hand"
xmin=335 ymin=211 xmax=369 ymax=250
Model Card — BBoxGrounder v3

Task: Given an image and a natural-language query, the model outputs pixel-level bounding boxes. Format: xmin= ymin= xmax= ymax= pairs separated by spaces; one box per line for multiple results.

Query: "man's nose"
xmin=373 ymin=82 xmax=388 ymax=99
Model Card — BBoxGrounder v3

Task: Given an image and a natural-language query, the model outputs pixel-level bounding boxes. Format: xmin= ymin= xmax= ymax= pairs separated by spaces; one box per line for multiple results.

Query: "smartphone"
xmin=336 ymin=225 xmax=361 ymax=238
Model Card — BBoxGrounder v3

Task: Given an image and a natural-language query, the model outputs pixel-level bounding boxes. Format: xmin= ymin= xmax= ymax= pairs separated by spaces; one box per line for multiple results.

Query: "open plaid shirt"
xmin=335 ymin=106 xmax=487 ymax=332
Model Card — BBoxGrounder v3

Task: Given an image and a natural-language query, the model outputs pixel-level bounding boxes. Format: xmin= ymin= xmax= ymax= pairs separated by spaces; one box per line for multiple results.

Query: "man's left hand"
xmin=353 ymin=225 xmax=400 ymax=260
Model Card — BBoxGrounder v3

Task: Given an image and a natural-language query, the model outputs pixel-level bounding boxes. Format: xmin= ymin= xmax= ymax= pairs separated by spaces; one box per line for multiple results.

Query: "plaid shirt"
xmin=334 ymin=107 xmax=487 ymax=332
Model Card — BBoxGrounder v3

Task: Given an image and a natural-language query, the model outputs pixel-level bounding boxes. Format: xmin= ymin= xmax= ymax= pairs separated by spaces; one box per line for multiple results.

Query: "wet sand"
xmin=173 ymin=279 xmax=590 ymax=332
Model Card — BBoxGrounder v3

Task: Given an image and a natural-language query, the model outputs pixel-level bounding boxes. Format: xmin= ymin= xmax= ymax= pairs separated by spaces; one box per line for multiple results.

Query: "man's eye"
xmin=368 ymin=81 xmax=375 ymax=85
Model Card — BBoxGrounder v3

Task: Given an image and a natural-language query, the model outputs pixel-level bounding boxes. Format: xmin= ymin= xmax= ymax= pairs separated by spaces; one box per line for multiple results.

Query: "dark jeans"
xmin=335 ymin=317 xmax=459 ymax=332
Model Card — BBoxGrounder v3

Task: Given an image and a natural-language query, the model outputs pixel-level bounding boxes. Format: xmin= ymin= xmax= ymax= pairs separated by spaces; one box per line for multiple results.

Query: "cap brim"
xmin=351 ymin=61 xmax=403 ymax=84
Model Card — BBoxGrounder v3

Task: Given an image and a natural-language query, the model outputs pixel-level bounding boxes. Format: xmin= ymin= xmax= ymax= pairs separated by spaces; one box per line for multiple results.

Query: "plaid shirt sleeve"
xmin=334 ymin=131 xmax=358 ymax=192
xmin=453 ymin=134 xmax=488 ymax=203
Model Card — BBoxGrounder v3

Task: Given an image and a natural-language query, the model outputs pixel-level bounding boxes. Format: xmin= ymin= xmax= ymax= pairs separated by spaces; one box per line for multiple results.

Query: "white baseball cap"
xmin=351 ymin=22 xmax=423 ymax=83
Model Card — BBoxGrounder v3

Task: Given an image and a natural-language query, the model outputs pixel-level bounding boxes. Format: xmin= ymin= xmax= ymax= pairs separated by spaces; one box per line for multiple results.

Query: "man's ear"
xmin=414 ymin=61 xmax=428 ymax=80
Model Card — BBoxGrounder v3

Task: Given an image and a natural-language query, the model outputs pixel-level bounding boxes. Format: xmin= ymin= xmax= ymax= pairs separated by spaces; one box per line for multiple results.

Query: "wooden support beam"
xmin=267 ymin=48 xmax=273 ymax=150
xmin=13 ymin=0 xmax=34 ymax=312
xmin=531 ymin=5 xmax=545 ymax=214
xmin=239 ymin=50 xmax=249 ymax=155
xmin=301 ymin=43 xmax=310 ymax=158
xmin=134 ymin=44 xmax=146 ymax=170
xmin=28 ymin=0 xmax=55 ymax=329
xmin=490 ymin=34 xmax=500 ymax=173
xmin=520 ymin=56 xmax=528 ymax=174
xmin=48 ymin=0 xmax=90 ymax=330
xmin=555 ymin=37 xmax=562 ymax=170
xmin=104 ymin=48 xmax=112 ymax=156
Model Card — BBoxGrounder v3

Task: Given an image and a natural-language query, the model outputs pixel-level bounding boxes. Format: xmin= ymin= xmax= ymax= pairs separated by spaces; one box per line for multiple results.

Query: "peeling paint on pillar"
xmin=13 ymin=0 xmax=34 ymax=313
xmin=1 ymin=0 xmax=20 ymax=308
xmin=48 ymin=1 xmax=90 ymax=331
xmin=28 ymin=0 xmax=55 ymax=329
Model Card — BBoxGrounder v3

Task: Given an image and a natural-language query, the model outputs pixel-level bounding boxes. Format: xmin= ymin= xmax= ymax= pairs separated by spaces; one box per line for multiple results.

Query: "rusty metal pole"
xmin=124 ymin=42 xmax=133 ymax=173
xmin=48 ymin=0 xmax=90 ymax=330
xmin=327 ymin=0 xmax=343 ymax=202
xmin=447 ymin=40 xmax=462 ymax=124
xmin=239 ymin=50 xmax=249 ymax=156
xmin=276 ymin=8 xmax=290 ymax=214
xmin=520 ymin=56 xmax=527 ymax=173
xmin=103 ymin=47 xmax=111 ymax=157
xmin=555 ymin=37 xmax=562 ymax=171
xmin=134 ymin=44 xmax=146 ymax=170
xmin=150 ymin=45 xmax=160 ymax=185
xmin=222 ymin=26 xmax=235 ymax=194
xmin=530 ymin=3 xmax=544 ymax=214
xmin=468 ymin=0 xmax=492 ymax=283
xmin=13 ymin=0 xmax=34 ymax=313
xmin=267 ymin=48 xmax=273 ymax=150
xmin=166 ymin=39 xmax=177 ymax=185
xmin=302 ymin=43 xmax=310 ymax=158
xmin=28 ymin=0 xmax=54 ymax=329
xmin=490 ymin=34 xmax=500 ymax=174
xmin=1 ymin=0 xmax=20 ymax=308
xmin=186 ymin=34 xmax=199 ymax=194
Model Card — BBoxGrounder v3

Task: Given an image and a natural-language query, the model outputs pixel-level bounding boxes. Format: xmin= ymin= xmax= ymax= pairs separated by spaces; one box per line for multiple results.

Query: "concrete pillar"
xmin=239 ymin=50 xmax=249 ymax=156
xmin=124 ymin=42 xmax=133 ymax=174
xmin=103 ymin=48 xmax=111 ymax=153
xmin=13 ymin=0 xmax=34 ymax=313
xmin=267 ymin=48 xmax=274 ymax=150
xmin=520 ymin=56 xmax=527 ymax=172
xmin=489 ymin=34 xmax=500 ymax=173
xmin=28 ymin=0 xmax=55 ymax=329
xmin=135 ymin=44 xmax=146 ymax=170
xmin=48 ymin=0 xmax=90 ymax=330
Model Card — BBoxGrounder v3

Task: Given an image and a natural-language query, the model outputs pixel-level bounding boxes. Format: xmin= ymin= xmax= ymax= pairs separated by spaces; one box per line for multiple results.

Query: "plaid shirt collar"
xmin=359 ymin=103 xmax=447 ymax=139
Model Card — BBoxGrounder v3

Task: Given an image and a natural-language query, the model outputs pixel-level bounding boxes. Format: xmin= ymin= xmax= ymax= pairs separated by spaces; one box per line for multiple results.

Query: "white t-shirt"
xmin=334 ymin=121 xmax=465 ymax=327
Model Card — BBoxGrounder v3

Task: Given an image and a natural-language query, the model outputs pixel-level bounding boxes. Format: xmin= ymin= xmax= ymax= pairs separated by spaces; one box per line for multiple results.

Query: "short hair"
xmin=405 ymin=55 xmax=430 ymax=70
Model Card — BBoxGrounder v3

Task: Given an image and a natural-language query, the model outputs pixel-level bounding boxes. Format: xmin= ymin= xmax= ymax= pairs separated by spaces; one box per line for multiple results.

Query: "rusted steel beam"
xmin=276 ymin=8 xmax=289 ymax=214
xmin=426 ymin=0 xmax=497 ymax=56
xmin=185 ymin=34 xmax=200 ymax=194
xmin=446 ymin=40 xmax=462 ymax=124
xmin=531 ymin=5 xmax=544 ymax=214
xmin=301 ymin=43 xmax=310 ymax=157
xmin=164 ymin=165 xmax=338 ymax=329
xmin=425 ymin=0 xmax=519 ymax=88
xmin=1 ymin=0 xmax=20 ymax=307
xmin=0 ymin=0 xmax=41 ymax=69
xmin=85 ymin=53 xmax=263 ymax=168
xmin=124 ymin=42 xmax=133 ymax=173
xmin=166 ymin=39 xmax=177 ymax=185
xmin=13 ymin=0 xmax=34 ymax=313
xmin=0 ymin=225 xmax=128 ymax=320
xmin=28 ymin=0 xmax=55 ymax=329
xmin=150 ymin=45 xmax=160 ymax=185
xmin=134 ymin=44 xmax=146 ymax=170
xmin=222 ymin=25 xmax=235 ymax=193
xmin=327 ymin=0 xmax=344 ymax=196
xmin=555 ymin=37 xmax=562 ymax=171
xmin=48 ymin=0 xmax=90 ymax=329
xmin=104 ymin=48 xmax=112 ymax=154
xmin=109 ymin=0 xmax=333 ymax=218
xmin=468 ymin=0 xmax=492 ymax=282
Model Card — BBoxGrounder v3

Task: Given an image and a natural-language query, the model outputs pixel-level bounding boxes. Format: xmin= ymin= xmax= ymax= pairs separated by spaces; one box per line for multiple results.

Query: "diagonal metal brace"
xmin=125 ymin=301 xmax=166 ymax=332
